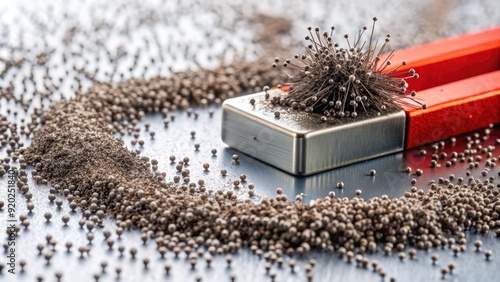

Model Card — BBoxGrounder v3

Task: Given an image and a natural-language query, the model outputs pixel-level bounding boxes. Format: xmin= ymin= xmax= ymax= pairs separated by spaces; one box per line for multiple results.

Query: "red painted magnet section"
xmin=393 ymin=26 xmax=500 ymax=148
xmin=403 ymin=71 xmax=500 ymax=148
xmin=392 ymin=26 xmax=500 ymax=91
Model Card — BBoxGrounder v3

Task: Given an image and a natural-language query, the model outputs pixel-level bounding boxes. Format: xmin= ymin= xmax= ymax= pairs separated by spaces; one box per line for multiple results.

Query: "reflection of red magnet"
xmin=222 ymin=27 xmax=500 ymax=175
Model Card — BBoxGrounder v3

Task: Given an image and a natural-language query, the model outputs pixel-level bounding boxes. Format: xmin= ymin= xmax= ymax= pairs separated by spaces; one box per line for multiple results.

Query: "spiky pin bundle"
xmin=272 ymin=17 xmax=425 ymax=121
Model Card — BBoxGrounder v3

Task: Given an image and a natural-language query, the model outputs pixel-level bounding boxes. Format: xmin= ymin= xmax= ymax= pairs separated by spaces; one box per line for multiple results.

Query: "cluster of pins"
xmin=272 ymin=17 xmax=426 ymax=121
